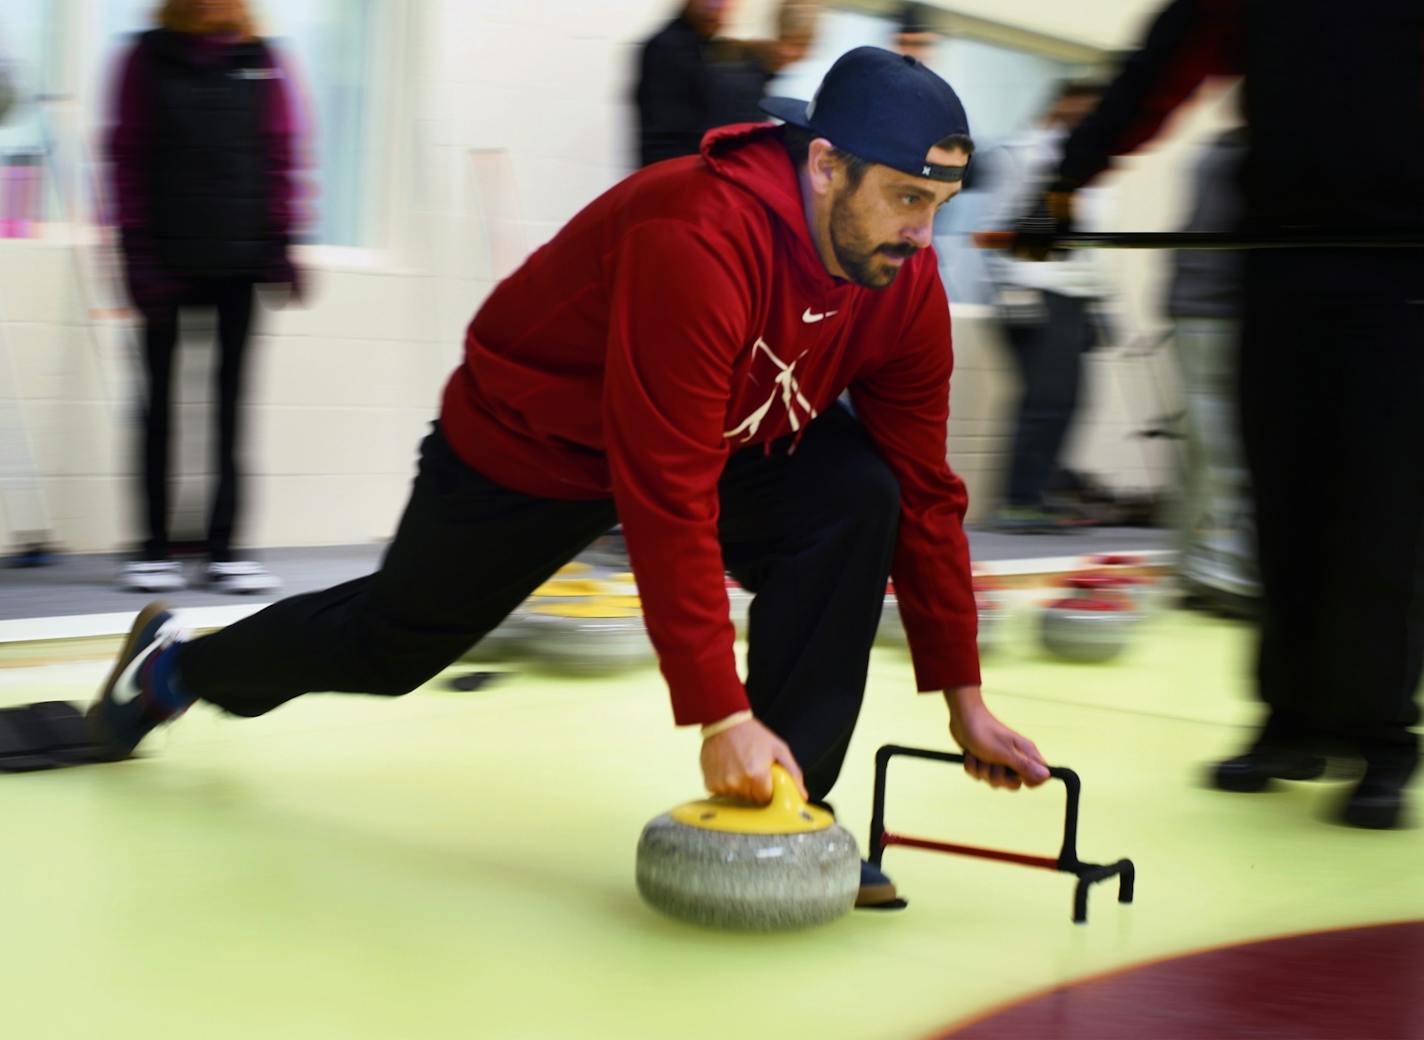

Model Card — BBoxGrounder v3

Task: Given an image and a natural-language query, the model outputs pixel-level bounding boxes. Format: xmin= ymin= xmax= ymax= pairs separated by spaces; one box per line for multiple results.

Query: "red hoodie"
xmin=441 ymin=123 xmax=980 ymax=725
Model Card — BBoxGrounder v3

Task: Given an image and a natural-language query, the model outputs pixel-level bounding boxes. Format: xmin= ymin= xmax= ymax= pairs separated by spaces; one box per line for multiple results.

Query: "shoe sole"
xmin=1342 ymin=800 xmax=1406 ymax=829
xmin=87 ymin=601 xmax=171 ymax=759
xmin=1213 ymin=770 xmax=1273 ymax=793
xmin=120 ymin=580 xmax=187 ymax=593
xmin=855 ymin=881 xmax=899 ymax=907
xmin=1212 ymin=758 xmax=1327 ymax=793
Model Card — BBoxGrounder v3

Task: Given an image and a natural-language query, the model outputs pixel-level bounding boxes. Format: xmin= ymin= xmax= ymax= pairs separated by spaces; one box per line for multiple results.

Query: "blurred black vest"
xmin=141 ymin=29 xmax=276 ymax=278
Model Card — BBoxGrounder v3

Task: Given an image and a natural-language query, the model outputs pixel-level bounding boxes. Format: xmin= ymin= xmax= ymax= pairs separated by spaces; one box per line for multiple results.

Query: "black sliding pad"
xmin=0 ymin=702 xmax=104 ymax=772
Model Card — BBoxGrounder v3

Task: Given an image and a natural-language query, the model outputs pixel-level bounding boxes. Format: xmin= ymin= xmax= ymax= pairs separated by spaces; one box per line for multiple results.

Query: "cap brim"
xmin=758 ymin=96 xmax=813 ymax=128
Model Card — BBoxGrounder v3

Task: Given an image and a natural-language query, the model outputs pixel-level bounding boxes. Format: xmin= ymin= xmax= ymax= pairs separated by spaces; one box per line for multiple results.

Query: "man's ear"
xmin=805 ymin=137 xmax=839 ymax=197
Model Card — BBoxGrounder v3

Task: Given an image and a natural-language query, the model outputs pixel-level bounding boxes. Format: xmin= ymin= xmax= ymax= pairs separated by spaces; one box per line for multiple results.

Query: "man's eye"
xmin=902 ymin=194 xmax=921 ymax=207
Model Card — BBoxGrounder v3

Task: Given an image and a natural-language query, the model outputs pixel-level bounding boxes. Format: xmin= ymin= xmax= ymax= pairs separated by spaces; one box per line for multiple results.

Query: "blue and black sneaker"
xmin=88 ymin=602 xmax=194 ymax=760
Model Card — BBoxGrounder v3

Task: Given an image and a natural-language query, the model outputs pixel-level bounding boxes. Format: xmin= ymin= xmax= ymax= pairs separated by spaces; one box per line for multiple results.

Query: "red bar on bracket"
xmin=882 ymin=831 xmax=1058 ymax=872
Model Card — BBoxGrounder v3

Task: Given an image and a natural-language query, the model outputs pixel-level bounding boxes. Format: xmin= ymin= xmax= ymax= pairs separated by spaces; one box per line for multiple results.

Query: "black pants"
xmin=1004 ymin=291 xmax=1096 ymax=509
xmin=139 ymin=280 xmax=256 ymax=562
xmin=178 ymin=404 xmax=900 ymax=799
xmin=1240 ymin=250 xmax=1424 ymax=773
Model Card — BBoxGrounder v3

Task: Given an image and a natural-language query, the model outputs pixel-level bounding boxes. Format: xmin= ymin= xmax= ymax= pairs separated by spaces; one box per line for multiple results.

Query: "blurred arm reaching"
xmin=1059 ymin=0 xmax=1244 ymax=189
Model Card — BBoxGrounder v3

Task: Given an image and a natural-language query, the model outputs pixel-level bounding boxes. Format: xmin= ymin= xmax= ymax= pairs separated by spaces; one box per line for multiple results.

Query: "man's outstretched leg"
xmin=90 ymin=425 xmax=616 ymax=756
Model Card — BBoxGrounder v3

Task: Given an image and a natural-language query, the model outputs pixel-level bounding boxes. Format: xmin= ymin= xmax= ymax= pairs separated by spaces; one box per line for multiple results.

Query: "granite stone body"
xmin=1040 ymin=605 xmax=1139 ymax=662
xmin=876 ymin=596 xmax=907 ymax=646
xmin=727 ymin=584 xmax=753 ymax=639
xmin=881 ymin=597 xmax=999 ymax=655
xmin=976 ymin=607 xmax=1004 ymax=655
xmin=521 ymin=612 xmax=652 ymax=675
xmin=636 ymin=815 xmax=860 ymax=930
xmin=461 ymin=613 xmax=531 ymax=662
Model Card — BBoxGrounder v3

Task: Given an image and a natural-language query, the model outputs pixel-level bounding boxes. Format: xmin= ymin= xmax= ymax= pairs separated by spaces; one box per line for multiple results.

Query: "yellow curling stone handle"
xmin=669 ymin=765 xmax=834 ymax=834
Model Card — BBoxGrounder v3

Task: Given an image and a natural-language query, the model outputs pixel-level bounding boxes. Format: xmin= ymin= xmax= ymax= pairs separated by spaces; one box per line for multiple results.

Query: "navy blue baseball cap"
xmin=760 ymin=46 xmax=971 ymax=183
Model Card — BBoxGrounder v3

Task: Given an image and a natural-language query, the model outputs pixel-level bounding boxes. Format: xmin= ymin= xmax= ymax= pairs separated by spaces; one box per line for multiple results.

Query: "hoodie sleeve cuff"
xmin=908 ymin=630 xmax=982 ymax=693
xmin=662 ymin=652 xmax=751 ymax=727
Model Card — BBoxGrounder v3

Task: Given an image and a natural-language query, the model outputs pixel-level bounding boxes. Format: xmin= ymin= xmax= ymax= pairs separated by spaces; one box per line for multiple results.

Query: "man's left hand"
xmin=944 ymin=686 xmax=1050 ymax=790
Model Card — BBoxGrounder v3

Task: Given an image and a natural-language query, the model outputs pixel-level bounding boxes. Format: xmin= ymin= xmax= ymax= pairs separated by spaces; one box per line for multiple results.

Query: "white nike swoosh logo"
xmin=111 ymin=639 xmax=163 ymax=706
xmin=110 ymin=617 xmax=187 ymax=706
xmin=802 ymin=308 xmax=838 ymax=324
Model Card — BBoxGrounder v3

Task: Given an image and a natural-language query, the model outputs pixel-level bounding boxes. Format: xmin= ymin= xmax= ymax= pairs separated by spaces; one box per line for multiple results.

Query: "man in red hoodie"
xmin=91 ymin=47 xmax=1050 ymax=906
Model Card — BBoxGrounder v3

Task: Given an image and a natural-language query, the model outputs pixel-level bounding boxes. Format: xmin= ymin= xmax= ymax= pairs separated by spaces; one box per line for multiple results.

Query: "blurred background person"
xmin=710 ymin=1 xmax=821 ymax=125
xmin=634 ymin=0 xmax=820 ymax=169
xmin=893 ymin=3 xmax=939 ymax=64
xmin=766 ymin=0 xmax=819 ymax=74
xmin=634 ymin=0 xmax=735 ymax=168
xmin=1021 ymin=0 xmax=1424 ymax=828
xmin=983 ymin=81 xmax=1112 ymax=533
xmin=1168 ymin=126 xmax=1258 ymax=615
xmin=107 ymin=0 xmax=304 ymax=595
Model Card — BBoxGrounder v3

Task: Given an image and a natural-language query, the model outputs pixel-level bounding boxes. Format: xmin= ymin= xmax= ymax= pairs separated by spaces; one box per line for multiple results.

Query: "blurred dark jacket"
xmin=1059 ymin=0 xmax=1424 ymax=233
xmin=635 ymin=14 xmax=752 ymax=167
xmin=108 ymin=28 xmax=300 ymax=284
xmin=1167 ymin=128 xmax=1246 ymax=318
xmin=707 ymin=39 xmax=776 ymax=127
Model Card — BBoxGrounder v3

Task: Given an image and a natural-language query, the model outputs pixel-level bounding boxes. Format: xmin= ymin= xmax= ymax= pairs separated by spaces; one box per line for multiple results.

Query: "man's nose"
xmin=902 ymin=218 xmax=934 ymax=250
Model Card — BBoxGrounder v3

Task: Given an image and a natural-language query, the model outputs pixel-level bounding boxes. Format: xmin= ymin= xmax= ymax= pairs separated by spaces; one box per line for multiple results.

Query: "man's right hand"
xmin=700 ymin=717 xmax=807 ymax=803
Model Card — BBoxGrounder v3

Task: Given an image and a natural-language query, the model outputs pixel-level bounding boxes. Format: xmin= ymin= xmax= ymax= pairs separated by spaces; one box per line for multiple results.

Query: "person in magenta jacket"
xmin=91 ymin=48 xmax=1049 ymax=907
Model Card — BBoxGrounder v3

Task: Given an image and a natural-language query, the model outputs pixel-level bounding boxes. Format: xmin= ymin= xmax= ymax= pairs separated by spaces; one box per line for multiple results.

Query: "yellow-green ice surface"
xmin=1 ymin=609 xmax=1421 ymax=1040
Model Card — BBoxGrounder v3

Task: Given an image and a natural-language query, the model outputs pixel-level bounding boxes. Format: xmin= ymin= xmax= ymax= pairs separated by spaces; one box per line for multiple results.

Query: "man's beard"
xmin=829 ymin=191 xmax=918 ymax=289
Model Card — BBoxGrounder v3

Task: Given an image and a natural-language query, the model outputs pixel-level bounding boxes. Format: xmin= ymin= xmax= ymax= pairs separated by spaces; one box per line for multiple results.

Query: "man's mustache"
xmin=877 ymin=244 xmax=919 ymax=258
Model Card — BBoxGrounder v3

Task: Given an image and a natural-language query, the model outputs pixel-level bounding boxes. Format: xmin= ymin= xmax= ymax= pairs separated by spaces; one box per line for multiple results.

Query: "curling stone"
xmin=636 ymin=765 xmax=860 ymax=930
xmin=584 ymin=529 xmax=629 ymax=569
xmin=882 ymin=579 xmax=1002 ymax=653
xmin=463 ymin=572 xmax=605 ymax=662
xmin=877 ymin=581 xmax=908 ymax=646
xmin=521 ymin=598 xmax=652 ymax=675
xmin=1084 ymin=554 xmax=1155 ymax=612
xmin=973 ymin=575 xmax=1005 ymax=656
xmin=460 ymin=613 xmax=532 ymax=662
xmin=1040 ymin=574 xmax=1141 ymax=663
xmin=529 ymin=577 xmax=610 ymax=599
xmin=726 ymin=577 xmax=753 ymax=638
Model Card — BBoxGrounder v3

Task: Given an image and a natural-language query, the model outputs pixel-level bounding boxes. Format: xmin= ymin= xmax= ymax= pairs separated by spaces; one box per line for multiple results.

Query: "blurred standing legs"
xmin=1226 ymin=250 xmax=1424 ymax=826
xmin=137 ymin=280 xmax=257 ymax=566
xmin=1174 ymin=317 xmax=1259 ymax=610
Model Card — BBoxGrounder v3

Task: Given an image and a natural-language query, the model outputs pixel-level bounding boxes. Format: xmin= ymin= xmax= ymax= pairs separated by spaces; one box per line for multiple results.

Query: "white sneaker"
xmin=119 ymin=560 xmax=187 ymax=593
xmin=205 ymin=560 xmax=280 ymax=595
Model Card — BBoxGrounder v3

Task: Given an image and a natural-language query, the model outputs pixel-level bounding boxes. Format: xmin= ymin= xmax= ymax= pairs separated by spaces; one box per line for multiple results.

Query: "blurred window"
xmin=0 ymin=2 xmax=62 ymax=231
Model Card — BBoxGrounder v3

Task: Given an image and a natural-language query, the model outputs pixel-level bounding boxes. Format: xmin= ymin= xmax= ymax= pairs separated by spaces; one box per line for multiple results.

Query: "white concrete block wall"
xmin=0 ymin=0 xmax=1203 ymax=554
